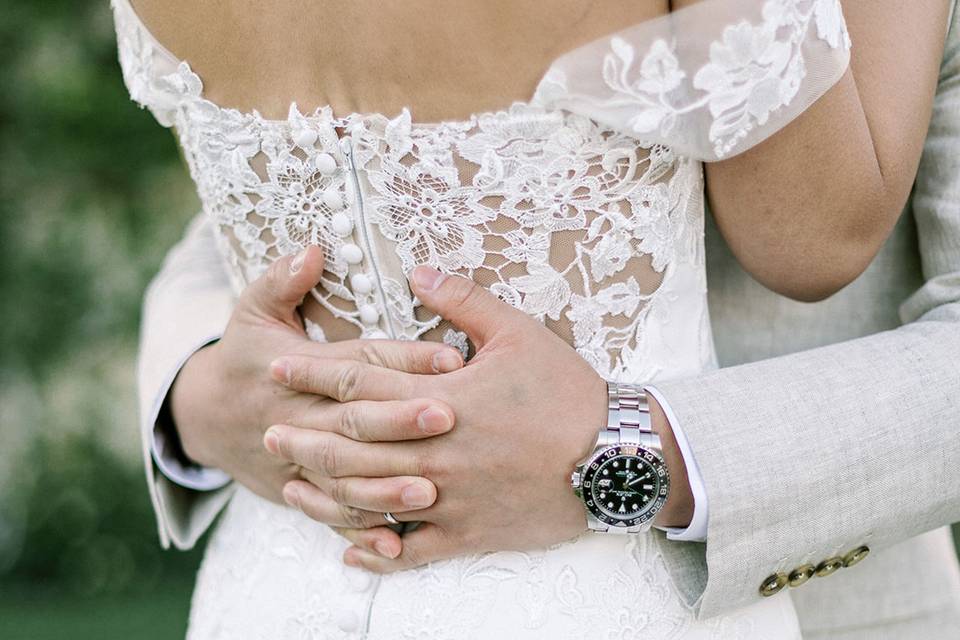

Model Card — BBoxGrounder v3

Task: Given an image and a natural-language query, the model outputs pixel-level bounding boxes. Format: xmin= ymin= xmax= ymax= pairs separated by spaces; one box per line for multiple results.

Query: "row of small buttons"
xmin=759 ymin=545 xmax=870 ymax=597
xmin=316 ymin=134 xmax=381 ymax=329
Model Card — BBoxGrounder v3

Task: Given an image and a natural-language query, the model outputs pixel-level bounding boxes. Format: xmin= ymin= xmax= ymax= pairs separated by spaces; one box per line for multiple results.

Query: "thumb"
xmin=408 ymin=265 xmax=529 ymax=349
xmin=240 ymin=246 xmax=324 ymax=330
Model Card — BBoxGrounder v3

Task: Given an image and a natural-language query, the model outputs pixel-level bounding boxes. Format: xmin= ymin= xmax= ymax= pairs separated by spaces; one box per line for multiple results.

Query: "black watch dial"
xmin=581 ymin=445 xmax=669 ymax=527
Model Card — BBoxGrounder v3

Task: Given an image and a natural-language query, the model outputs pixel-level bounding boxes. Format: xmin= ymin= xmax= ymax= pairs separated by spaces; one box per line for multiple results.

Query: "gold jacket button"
xmin=842 ymin=545 xmax=870 ymax=568
xmin=759 ymin=572 xmax=789 ymax=597
xmin=815 ymin=557 xmax=845 ymax=578
xmin=788 ymin=564 xmax=816 ymax=587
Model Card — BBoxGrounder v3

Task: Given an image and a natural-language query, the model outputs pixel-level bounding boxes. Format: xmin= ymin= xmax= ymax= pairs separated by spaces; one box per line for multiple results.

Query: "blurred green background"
xmin=1 ymin=1 xmax=203 ymax=638
xmin=1 ymin=2 xmax=958 ymax=640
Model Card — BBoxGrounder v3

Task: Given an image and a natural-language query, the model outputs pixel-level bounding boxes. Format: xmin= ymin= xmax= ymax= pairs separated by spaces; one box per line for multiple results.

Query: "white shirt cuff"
xmin=645 ymin=385 xmax=709 ymax=542
xmin=149 ymin=335 xmax=232 ymax=491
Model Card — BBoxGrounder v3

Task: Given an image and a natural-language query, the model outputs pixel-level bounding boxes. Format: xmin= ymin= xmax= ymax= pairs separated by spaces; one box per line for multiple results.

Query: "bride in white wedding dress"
xmin=112 ymin=0 xmax=854 ymax=637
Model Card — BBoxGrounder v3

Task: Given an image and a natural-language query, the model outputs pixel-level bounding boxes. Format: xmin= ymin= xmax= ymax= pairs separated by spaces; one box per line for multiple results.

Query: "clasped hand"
xmin=264 ymin=258 xmax=609 ymax=572
xmin=173 ymin=246 xmax=690 ymax=574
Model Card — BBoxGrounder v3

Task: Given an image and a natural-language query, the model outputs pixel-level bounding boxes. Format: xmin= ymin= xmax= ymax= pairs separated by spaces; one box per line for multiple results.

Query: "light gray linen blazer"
xmin=136 ymin=4 xmax=960 ymax=637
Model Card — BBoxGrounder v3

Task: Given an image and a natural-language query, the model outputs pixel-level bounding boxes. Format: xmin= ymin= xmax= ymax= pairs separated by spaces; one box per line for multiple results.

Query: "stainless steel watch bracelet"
xmin=600 ymin=381 xmax=657 ymax=449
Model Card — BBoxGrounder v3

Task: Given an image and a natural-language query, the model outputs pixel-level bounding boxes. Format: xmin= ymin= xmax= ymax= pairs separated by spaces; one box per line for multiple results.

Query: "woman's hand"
xmin=265 ymin=266 xmax=694 ymax=572
xmin=169 ymin=248 xmax=464 ymax=530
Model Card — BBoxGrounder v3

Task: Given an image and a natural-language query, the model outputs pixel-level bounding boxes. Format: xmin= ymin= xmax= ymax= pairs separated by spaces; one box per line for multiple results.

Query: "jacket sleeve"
xmin=654 ymin=12 xmax=960 ymax=619
xmin=137 ymin=212 xmax=237 ymax=549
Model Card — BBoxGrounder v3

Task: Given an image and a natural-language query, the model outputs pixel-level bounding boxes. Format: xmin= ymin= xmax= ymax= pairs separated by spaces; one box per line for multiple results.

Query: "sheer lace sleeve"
xmin=532 ymin=0 xmax=851 ymax=161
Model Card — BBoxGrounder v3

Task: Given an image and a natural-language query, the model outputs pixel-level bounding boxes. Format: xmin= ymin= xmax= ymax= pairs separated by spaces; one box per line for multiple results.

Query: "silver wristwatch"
xmin=570 ymin=382 xmax=670 ymax=533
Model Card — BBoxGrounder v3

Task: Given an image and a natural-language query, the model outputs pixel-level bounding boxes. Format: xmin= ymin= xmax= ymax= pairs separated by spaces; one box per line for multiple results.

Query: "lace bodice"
xmin=112 ymin=0 xmax=848 ymax=378
xmin=112 ymin=0 xmax=848 ymax=637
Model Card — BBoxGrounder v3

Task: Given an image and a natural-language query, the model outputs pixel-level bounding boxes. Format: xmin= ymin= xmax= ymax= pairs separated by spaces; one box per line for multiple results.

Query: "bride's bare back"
xmin=130 ymin=0 xmax=669 ymax=122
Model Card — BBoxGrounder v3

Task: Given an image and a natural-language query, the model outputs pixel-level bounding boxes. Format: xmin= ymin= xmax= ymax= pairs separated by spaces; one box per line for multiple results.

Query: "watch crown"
xmin=571 ymin=470 xmax=582 ymax=488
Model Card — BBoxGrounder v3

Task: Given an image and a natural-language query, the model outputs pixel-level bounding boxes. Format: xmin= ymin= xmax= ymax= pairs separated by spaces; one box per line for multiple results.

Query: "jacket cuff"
xmin=149 ymin=335 xmax=232 ymax=491
xmin=646 ymin=385 xmax=709 ymax=542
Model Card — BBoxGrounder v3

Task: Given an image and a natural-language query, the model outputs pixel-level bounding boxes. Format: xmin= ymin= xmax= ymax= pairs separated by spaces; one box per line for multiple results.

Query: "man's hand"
xmin=265 ymin=265 xmax=694 ymax=573
xmin=169 ymin=248 xmax=464 ymax=547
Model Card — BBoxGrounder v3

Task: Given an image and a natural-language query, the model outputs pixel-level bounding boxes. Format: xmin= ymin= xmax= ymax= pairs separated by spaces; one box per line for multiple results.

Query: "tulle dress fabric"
xmin=111 ymin=0 xmax=850 ymax=637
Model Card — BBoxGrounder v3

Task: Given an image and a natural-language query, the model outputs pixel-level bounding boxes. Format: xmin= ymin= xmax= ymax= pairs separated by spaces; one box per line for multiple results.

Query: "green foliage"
xmin=0 ymin=0 xmax=198 ymax=380
xmin=1 ymin=430 xmax=204 ymax=597
xmin=0 ymin=0 xmax=202 ymax=635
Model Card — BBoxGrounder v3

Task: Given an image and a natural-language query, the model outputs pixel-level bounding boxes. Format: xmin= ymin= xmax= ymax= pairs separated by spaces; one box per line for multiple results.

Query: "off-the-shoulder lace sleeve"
xmin=111 ymin=0 xmax=187 ymax=128
xmin=532 ymin=0 xmax=851 ymax=161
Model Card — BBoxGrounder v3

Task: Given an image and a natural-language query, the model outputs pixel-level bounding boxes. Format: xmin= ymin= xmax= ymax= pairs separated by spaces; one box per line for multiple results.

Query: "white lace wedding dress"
xmin=112 ymin=0 xmax=851 ymax=637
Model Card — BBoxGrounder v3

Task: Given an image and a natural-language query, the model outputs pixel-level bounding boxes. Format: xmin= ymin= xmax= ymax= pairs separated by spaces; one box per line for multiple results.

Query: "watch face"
xmin=580 ymin=445 xmax=669 ymax=528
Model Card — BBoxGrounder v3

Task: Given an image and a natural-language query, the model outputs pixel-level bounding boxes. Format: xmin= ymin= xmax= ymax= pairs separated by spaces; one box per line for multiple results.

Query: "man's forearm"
xmin=137 ymin=213 xmax=236 ymax=548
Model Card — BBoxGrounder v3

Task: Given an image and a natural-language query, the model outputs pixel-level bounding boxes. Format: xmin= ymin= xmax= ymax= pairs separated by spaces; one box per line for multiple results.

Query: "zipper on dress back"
xmin=340 ymin=133 xmax=398 ymax=340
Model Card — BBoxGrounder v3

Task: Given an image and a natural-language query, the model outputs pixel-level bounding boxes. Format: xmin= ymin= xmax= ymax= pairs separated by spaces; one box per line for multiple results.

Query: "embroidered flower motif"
xmin=599 ymin=37 xmax=683 ymax=136
xmin=502 ymin=159 xmax=603 ymax=232
xmin=503 ymin=229 xmax=550 ymax=263
xmin=812 ymin=0 xmax=851 ymax=49
xmin=590 ymin=230 xmax=634 ymax=282
xmin=153 ymin=61 xmax=203 ymax=112
xmin=509 ymin=262 xmax=571 ymax=322
xmin=367 ymin=159 xmax=495 ymax=273
xmin=628 ymin=184 xmax=675 ymax=272
xmin=536 ymin=0 xmax=851 ymax=159
xmin=252 ymin=150 xmax=348 ymax=273
xmin=693 ymin=19 xmax=793 ymax=149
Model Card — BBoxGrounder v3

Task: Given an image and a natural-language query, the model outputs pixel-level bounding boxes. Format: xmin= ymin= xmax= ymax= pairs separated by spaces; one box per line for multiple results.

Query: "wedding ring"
xmin=383 ymin=511 xmax=400 ymax=525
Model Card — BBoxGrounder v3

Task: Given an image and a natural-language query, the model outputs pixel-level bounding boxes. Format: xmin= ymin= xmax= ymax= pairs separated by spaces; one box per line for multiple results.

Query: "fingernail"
xmin=270 ymin=359 xmax=291 ymax=385
xmin=374 ymin=540 xmax=399 ymax=559
xmin=282 ymin=484 xmax=300 ymax=509
xmin=417 ymin=407 xmax=451 ymax=434
xmin=290 ymin=249 xmax=307 ymax=275
xmin=431 ymin=350 xmax=462 ymax=373
xmin=401 ymin=481 xmax=434 ymax=508
xmin=264 ymin=428 xmax=281 ymax=455
xmin=411 ymin=265 xmax=446 ymax=292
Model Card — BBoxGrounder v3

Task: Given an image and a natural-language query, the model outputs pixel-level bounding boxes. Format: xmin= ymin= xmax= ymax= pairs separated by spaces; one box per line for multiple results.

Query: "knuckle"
xmin=401 ymin=542 xmax=425 ymax=568
xmin=447 ymin=278 xmax=479 ymax=310
xmin=358 ymin=342 xmax=386 ymax=367
xmin=411 ymin=450 xmax=437 ymax=480
xmin=327 ymin=478 xmax=351 ymax=505
xmin=311 ymin=437 xmax=341 ymax=475
xmin=339 ymin=504 xmax=368 ymax=529
xmin=336 ymin=362 xmax=363 ymax=401
xmin=338 ymin=403 xmax=366 ymax=440
xmin=412 ymin=444 xmax=449 ymax=479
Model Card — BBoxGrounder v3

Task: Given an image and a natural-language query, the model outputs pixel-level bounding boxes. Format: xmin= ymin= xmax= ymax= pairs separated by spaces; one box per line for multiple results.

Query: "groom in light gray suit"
xmin=137 ymin=4 xmax=960 ymax=638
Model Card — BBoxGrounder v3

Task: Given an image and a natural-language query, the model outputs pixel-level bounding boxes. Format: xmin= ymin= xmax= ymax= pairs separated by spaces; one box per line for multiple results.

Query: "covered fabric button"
xmin=815 ymin=557 xmax=845 ymax=578
xmin=314 ymin=152 xmax=337 ymax=175
xmin=335 ymin=610 xmax=360 ymax=632
xmin=323 ymin=187 xmax=344 ymax=211
xmin=359 ymin=304 xmax=379 ymax=324
xmin=292 ymin=127 xmax=317 ymax=148
xmin=340 ymin=243 xmax=364 ymax=264
xmin=759 ymin=573 xmax=788 ymax=597
xmin=787 ymin=564 xmax=815 ymax=588
xmin=350 ymin=273 xmax=373 ymax=294
xmin=331 ymin=212 xmax=354 ymax=237
xmin=842 ymin=545 xmax=870 ymax=568
xmin=345 ymin=568 xmax=372 ymax=591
